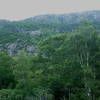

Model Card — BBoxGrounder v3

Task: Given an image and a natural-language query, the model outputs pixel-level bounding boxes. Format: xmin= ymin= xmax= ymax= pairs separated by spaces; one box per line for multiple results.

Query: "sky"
xmin=0 ymin=0 xmax=100 ymax=21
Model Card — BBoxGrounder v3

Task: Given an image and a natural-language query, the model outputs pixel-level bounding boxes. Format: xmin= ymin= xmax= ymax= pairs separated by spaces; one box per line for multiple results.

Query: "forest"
xmin=0 ymin=20 xmax=100 ymax=100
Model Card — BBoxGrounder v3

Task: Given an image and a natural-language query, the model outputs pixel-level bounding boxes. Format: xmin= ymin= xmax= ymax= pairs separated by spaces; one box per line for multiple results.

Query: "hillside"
xmin=0 ymin=10 xmax=100 ymax=55
xmin=26 ymin=10 xmax=100 ymax=23
xmin=0 ymin=10 xmax=100 ymax=100
xmin=1 ymin=10 xmax=100 ymax=32
xmin=0 ymin=19 xmax=100 ymax=100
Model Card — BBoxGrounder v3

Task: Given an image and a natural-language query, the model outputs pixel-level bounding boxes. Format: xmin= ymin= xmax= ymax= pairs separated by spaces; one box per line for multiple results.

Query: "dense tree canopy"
xmin=0 ymin=21 xmax=100 ymax=100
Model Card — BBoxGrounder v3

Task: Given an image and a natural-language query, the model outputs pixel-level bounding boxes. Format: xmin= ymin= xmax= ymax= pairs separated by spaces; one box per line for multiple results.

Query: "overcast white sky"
xmin=0 ymin=0 xmax=100 ymax=21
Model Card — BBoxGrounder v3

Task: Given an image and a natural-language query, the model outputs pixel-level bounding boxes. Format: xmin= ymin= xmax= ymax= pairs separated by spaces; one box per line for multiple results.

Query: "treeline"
xmin=0 ymin=21 xmax=100 ymax=100
xmin=0 ymin=20 xmax=80 ymax=33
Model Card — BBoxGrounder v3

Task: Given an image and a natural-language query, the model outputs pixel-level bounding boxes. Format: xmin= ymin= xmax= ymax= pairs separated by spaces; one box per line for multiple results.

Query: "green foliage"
xmin=0 ymin=21 xmax=100 ymax=100
xmin=0 ymin=51 xmax=15 ymax=89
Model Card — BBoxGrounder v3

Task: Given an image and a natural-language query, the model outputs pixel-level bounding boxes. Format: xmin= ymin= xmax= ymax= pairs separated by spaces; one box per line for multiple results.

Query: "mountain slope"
xmin=25 ymin=10 xmax=100 ymax=23
xmin=0 ymin=10 xmax=100 ymax=55
xmin=1 ymin=10 xmax=100 ymax=33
